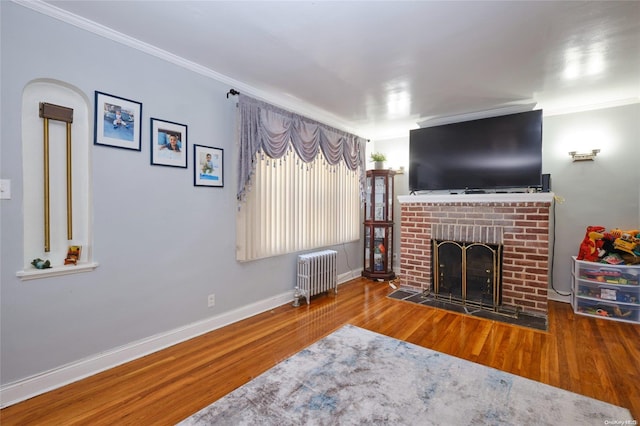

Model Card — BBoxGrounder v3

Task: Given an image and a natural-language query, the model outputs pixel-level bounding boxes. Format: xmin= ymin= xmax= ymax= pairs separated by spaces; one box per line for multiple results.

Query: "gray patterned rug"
xmin=177 ymin=325 xmax=632 ymax=425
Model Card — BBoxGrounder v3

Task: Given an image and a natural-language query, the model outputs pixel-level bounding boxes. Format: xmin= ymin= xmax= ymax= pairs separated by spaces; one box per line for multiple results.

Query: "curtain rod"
xmin=226 ymin=89 xmax=240 ymax=98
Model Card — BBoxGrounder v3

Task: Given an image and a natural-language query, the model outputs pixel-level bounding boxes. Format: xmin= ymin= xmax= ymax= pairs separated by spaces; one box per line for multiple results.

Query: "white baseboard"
xmin=339 ymin=268 xmax=362 ymax=283
xmin=0 ymin=272 xmax=360 ymax=408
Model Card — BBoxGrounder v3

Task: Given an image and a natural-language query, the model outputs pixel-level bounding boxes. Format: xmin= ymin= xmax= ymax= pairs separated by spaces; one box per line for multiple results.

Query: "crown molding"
xmin=12 ymin=0 xmax=359 ymax=136
xmin=416 ymin=102 xmax=538 ymax=128
xmin=542 ymin=97 xmax=640 ymax=117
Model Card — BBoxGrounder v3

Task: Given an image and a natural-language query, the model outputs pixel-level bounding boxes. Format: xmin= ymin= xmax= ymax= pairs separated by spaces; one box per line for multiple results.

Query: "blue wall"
xmin=0 ymin=1 xmax=361 ymax=394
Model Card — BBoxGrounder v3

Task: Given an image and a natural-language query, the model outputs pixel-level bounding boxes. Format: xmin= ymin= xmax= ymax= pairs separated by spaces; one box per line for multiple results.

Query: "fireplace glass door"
xmin=432 ymin=240 xmax=502 ymax=309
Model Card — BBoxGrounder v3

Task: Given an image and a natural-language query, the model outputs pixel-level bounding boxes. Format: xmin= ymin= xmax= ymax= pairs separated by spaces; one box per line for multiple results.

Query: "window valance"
xmin=237 ymin=94 xmax=365 ymax=202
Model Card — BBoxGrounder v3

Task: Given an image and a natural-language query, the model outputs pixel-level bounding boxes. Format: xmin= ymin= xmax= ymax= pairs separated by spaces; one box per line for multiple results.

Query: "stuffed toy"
xmin=577 ymin=226 xmax=606 ymax=261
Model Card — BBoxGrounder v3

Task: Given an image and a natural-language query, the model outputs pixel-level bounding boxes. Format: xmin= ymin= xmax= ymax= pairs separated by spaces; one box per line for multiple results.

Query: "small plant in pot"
xmin=370 ymin=152 xmax=386 ymax=169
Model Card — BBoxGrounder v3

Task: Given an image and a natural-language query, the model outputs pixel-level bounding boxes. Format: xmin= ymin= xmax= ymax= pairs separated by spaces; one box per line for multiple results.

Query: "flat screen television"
xmin=409 ymin=110 xmax=543 ymax=192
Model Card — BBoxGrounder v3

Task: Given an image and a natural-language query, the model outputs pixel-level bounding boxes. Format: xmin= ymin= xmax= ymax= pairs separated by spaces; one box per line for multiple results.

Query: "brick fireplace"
xmin=398 ymin=193 xmax=554 ymax=318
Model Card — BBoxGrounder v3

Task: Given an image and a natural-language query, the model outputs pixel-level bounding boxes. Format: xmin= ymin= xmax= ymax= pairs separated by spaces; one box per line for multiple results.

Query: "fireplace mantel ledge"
xmin=398 ymin=192 xmax=555 ymax=204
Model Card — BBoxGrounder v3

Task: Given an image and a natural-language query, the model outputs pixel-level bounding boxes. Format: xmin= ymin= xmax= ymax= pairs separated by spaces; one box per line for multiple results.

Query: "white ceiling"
xmin=37 ymin=0 xmax=640 ymax=139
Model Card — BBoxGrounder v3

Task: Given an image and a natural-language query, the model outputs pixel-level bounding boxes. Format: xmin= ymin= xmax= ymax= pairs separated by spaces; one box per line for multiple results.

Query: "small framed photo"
xmin=94 ymin=91 xmax=142 ymax=150
xmin=150 ymin=118 xmax=187 ymax=168
xmin=194 ymin=145 xmax=224 ymax=187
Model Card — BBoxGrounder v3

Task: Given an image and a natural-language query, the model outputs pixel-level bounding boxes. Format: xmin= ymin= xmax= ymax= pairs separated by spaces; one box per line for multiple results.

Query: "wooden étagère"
xmin=362 ymin=169 xmax=395 ymax=280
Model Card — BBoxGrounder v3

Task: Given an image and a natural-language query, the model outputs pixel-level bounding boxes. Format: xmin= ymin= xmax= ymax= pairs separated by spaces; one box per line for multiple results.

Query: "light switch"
xmin=0 ymin=179 xmax=11 ymax=199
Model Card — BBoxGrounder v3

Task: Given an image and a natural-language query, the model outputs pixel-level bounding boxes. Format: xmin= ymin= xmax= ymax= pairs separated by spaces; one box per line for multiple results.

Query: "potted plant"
xmin=370 ymin=152 xmax=386 ymax=169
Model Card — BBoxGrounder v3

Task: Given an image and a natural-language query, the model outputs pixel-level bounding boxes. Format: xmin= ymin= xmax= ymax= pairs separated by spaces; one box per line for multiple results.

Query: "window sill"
xmin=16 ymin=262 xmax=99 ymax=281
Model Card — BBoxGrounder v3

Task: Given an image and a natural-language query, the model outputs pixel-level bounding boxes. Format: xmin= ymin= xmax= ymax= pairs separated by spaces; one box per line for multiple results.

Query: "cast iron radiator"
xmin=296 ymin=250 xmax=338 ymax=304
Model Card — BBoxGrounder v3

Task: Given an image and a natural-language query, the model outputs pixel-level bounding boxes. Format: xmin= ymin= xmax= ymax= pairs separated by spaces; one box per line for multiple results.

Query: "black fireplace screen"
xmin=432 ymin=240 xmax=503 ymax=310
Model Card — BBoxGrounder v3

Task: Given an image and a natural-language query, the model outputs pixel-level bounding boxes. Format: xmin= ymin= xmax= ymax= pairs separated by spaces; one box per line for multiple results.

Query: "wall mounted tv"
xmin=409 ymin=110 xmax=543 ymax=192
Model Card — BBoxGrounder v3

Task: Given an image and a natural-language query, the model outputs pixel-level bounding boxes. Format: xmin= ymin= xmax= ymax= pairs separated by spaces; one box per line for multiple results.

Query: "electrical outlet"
xmin=207 ymin=294 xmax=215 ymax=308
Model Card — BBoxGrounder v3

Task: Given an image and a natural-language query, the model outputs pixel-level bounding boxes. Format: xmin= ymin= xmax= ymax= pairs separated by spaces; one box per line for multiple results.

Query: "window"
xmin=237 ymin=149 xmax=360 ymax=261
xmin=235 ymin=95 xmax=364 ymax=262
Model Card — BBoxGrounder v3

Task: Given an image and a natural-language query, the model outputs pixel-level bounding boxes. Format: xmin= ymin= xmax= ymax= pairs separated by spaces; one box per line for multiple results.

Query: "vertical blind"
xmin=236 ymin=150 xmax=361 ymax=261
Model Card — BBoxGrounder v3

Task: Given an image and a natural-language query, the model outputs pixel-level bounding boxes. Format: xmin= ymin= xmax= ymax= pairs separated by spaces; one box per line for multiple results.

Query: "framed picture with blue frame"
xmin=94 ymin=91 xmax=142 ymax=150
xmin=150 ymin=118 xmax=187 ymax=168
xmin=194 ymin=145 xmax=223 ymax=187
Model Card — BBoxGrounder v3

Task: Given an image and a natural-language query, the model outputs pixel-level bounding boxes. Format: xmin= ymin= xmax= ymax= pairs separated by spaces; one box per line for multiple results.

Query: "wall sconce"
xmin=569 ymin=149 xmax=600 ymax=161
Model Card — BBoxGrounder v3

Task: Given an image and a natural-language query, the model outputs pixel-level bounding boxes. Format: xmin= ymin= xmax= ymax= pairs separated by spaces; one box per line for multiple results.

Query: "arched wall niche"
xmin=19 ymin=79 xmax=97 ymax=279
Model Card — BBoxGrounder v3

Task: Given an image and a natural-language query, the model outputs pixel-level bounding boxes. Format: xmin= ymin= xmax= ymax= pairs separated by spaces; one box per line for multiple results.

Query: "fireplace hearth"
xmin=388 ymin=288 xmax=546 ymax=330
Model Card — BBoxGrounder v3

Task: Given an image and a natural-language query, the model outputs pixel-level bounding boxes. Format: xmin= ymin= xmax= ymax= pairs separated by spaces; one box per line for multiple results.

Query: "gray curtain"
xmin=237 ymin=94 xmax=365 ymax=202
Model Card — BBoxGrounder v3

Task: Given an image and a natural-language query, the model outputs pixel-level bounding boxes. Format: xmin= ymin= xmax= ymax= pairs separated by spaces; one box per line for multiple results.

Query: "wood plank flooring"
xmin=2 ymin=278 xmax=639 ymax=424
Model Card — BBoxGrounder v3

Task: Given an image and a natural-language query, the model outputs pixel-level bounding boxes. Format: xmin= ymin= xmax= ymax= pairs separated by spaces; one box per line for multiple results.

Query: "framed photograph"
xmin=150 ymin=118 xmax=188 ymax=168
xmin=94 ymin=91 xmax=142 ymax=150
xmin=194 ymin=145 xmax=224 ymax=187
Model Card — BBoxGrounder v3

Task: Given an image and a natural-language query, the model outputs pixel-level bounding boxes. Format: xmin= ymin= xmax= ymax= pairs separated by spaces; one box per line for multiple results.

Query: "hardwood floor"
xmin=2 ymin=278 xmax=639 ymax=424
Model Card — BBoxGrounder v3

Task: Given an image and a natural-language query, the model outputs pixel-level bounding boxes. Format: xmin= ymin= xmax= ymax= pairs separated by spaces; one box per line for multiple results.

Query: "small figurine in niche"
xmin=64 ymin=245 xmax=82 ymax=265
xmin=31 ymin=258 xmax=51 ymax=269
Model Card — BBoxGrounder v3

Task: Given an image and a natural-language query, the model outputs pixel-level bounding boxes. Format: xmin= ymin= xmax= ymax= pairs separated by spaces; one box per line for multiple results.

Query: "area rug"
xmin=177 ymin=325 xmax=632 ymax=425
xmin=388 ymin=288 xmax=548 ymax=331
